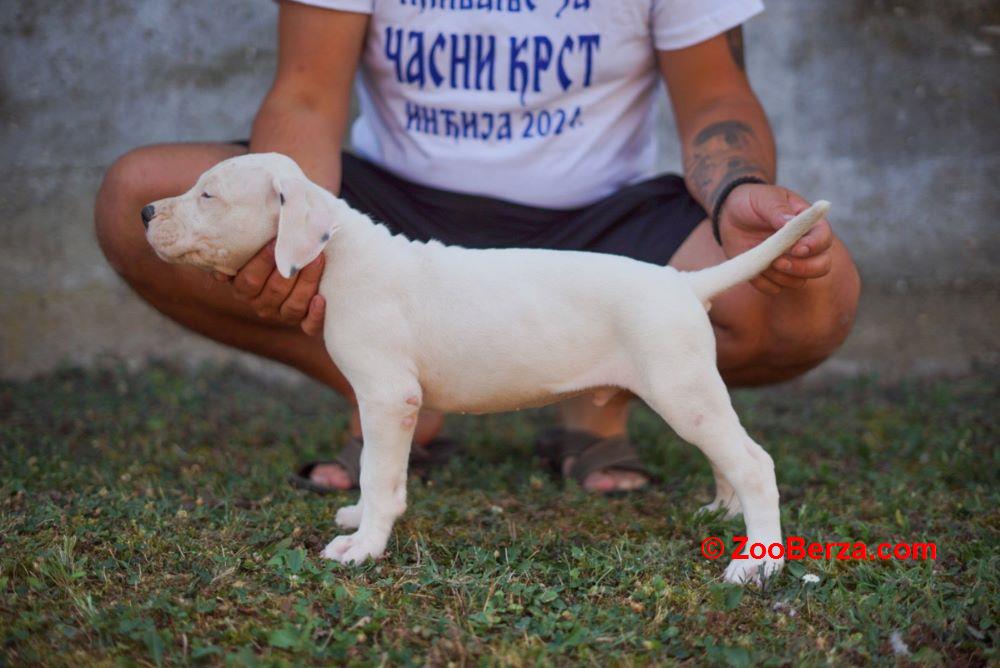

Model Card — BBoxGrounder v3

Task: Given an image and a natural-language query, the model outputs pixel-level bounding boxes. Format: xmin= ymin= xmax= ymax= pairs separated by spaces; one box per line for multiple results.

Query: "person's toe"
xmin=583 ymin=469 xmax=649 ymax=493
xmin=615 ymin=470 xmax=649 ymax=491
xmin=580 ymin=471 xmax=616 ymax=493
xmin=309 ymin=463 xmax=352 ymax=490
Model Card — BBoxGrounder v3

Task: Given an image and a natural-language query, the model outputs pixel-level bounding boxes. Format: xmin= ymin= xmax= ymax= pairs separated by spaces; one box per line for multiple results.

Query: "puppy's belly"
xmin=418 ymin=356 xmax=634 ymax=414
xmin=422 ymin=385 xmax=583 ymax=414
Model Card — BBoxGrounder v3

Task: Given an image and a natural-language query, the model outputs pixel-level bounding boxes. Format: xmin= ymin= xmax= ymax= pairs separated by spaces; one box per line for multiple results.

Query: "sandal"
xmin=535 ymin=427 xmax=652 ymax=494
xmin=289 ymin=435 xmax=461 ymax=494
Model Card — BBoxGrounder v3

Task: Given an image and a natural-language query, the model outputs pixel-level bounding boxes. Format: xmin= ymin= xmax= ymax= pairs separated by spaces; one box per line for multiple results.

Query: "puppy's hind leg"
xmin=321 ymin=382 xmax=420 ymax=564
xmin=699 ymin=464 xmax=742 ymax=519
xmin=638 ymin=365 xmax=783 ymax=585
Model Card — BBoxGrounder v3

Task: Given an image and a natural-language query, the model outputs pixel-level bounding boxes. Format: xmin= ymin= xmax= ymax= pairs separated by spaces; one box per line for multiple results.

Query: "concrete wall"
xmin=2 ymin=0 xmax=997 ymax=381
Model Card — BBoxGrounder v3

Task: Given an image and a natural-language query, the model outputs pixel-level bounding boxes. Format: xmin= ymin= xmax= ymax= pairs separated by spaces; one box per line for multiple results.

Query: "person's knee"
xmin=726 ymin=257 xmax=861 ymax=382
xmin=94 ymin=147 xmax=156 ymax=282
xmin=762 ymin=260 xmax=861 ymax=372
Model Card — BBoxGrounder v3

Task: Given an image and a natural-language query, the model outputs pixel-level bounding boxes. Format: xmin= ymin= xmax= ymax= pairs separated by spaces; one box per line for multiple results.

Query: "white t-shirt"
xmin=291 ymin=0 xmax=763 ymax=208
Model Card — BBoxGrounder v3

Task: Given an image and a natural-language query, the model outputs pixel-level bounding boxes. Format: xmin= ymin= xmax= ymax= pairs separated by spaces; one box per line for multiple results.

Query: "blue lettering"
xmin=553 ymin=108 xmax=566 ymax=134
xmin=428 ymin=34 xmax=446 ymax=87
xmin=481 ymin=111 xmax=494 ymax=140
xmin=406 ymin=31 xmax=426 ymax=87
xmin=442 ymin=108 xmax=459 ymax=138
xmin=401 ymin=0 xmax=535 ymax=11
xmin=556 ymin=36 xmax=574 ymax=90
xmin=579 ymin=34 xmax=600 ymax=86
xmin=556 ymin=0 xmax=587 ymax=17
xmin=568 ymin=105 xmax=583 ymax=128
xmin=461 ymin=111 xmax=479 ymax=139
xmin=385 ymin=27 xmax=405 ymax=83
xmin=421 ymin=105 xmax=438 ymax=134
xmin=405 ymin=102 xmax=421 ymax=132
xmin=532 ymin=36 xmax=552 ymax=93
xmin=497 ymin=112 xmax=512 ymax=141
xmin=474 ymin=35 xmax=496 ymax=91
xmin=404 ymin=104 xmax=581 ymax=142
xmin=540 ymin=109 xmax=554 ymax=135
xmin=509 ymin=37 xmax=530 ymax=104
xmin=450 ymin=33 xmax=472 ymax=89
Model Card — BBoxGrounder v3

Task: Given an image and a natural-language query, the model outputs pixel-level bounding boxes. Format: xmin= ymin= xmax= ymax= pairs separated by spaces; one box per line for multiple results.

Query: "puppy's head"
xmin=142 ymin=152 xmax=316 ymax=276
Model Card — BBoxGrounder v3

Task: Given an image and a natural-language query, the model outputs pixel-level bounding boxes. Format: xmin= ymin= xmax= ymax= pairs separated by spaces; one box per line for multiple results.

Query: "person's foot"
xmin=537 ymin=427 xmax=652 ymax=495
xmin=556 ymin=392 xmax=650 ymax=494
xmin=565 ymin=459 xmax=649 ymax=494
xmin=306 ymin=409 xmax=445 ymax=491
xmin=307 ymin=460 xmax=353 ymax=491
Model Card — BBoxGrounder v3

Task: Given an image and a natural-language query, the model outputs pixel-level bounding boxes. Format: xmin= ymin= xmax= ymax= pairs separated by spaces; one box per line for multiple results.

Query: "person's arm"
xmin=224 ymin=2 xmax=368 ymax=334
xmin=659 ymin=28 xmax=835 ymax=294
xmin=250 ymin=2 xmax=367 ymax=193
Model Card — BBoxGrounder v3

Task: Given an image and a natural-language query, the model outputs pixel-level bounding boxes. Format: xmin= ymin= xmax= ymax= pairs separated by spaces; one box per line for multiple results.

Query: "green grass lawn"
xmin=1 ymin=363 xmax=996 ymax=666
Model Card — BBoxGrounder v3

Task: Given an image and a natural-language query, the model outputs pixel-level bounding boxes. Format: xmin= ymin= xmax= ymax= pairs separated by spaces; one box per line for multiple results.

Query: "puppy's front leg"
xmin=335 ymin=502 xmax=363 ymax=530
xmin=320 ymin=390 xmax=418 ymax=564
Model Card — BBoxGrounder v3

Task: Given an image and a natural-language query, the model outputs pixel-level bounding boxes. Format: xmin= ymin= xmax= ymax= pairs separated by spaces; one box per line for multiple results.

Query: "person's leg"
xmin=94 ymin=143 xmax=444 ymax=490
xmin=670 ymin=219 xmax=861 ymax=385
xmin=563 ymin=217 xmax=860 ymax=492
xmin=557 ymin=391 xmax=648 ymax=493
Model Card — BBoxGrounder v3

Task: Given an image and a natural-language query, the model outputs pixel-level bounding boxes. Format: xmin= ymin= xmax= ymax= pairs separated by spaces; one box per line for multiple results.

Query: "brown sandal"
xmin=535 ymin=428 xmax=652 ymax=494
xmin=289 ymin=435 xmax=461 ymax=494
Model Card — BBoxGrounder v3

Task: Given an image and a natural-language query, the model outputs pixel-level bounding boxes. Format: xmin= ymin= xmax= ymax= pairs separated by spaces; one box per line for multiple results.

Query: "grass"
xmin=0 ymin=362 xmax=997 ymax=666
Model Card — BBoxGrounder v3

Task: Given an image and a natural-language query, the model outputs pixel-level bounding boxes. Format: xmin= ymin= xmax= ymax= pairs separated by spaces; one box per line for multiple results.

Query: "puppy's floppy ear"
xmin=273 ymin=176 xmax=335 ymax=279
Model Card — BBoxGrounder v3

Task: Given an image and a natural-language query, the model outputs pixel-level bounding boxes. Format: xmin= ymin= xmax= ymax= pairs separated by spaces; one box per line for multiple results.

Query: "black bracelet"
xmin=710 ymin=176 xmax=768 ymax=245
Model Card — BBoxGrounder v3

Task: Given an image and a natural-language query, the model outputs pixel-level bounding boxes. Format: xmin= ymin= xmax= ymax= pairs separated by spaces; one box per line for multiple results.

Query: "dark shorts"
xmin=234 ymin=142 xmax=706 ymax=265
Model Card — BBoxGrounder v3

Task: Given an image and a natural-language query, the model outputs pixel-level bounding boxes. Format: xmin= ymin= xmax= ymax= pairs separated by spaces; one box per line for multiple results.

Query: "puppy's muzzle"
xmin=141 ymin=204 xmax=156 ymax=229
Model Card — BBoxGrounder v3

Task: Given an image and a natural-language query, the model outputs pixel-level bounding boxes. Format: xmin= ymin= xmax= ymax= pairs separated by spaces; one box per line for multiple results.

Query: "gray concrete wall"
xmin=2 ymin=0 xmax=998 ymax=381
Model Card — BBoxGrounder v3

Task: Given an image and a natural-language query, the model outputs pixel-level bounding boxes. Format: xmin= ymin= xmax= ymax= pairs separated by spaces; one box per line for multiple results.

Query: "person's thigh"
xmin=95 ymin=142 xmax=351 ymax=393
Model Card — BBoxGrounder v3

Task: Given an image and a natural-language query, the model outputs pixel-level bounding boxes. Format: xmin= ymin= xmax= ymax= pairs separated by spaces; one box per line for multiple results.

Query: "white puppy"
xmin=144 ymin=152 xmax=830 ymax=584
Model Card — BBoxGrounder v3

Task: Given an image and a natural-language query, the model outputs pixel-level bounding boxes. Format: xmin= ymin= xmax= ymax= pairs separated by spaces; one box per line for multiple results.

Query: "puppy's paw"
xmin=723 ymin=556 xmax=784 ymax=586
xmin=320 ymin=532 xmax=386 ymax=564
xmin=698 ymin=494 xmax=742 ymax=519
xmin=335 ymin=504 xmax=362 ymax=529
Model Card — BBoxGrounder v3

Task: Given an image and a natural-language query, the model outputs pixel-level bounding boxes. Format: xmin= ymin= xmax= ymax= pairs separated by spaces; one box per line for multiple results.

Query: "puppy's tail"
xmin=684 ymin=200 xmax=831 ymax=303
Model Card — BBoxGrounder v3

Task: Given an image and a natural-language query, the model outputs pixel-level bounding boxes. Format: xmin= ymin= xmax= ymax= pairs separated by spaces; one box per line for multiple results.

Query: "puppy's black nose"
xmin=140 ymin=205 xmax=156 ymax=228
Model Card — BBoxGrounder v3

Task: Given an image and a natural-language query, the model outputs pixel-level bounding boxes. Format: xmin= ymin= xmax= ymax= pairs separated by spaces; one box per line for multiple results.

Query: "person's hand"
xmin=212 ymin=240 xmax=326 ymax=336
xmin=717 ymin=184 xmax=835 ymax=295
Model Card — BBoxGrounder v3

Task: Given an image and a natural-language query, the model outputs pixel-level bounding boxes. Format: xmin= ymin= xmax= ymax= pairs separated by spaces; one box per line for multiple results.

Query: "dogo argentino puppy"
xmin=143 ymin=152 xmax=831 ymax=584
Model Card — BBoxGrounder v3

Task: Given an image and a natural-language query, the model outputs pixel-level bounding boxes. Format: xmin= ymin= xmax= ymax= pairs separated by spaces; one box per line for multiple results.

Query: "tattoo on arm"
xmin=683 ymin=120 xmax=769 ymax=212
xmin=680 ymin=28 xmax=774 ymax=214
xmin=726 ymin=26 xmax=745 ymax=71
